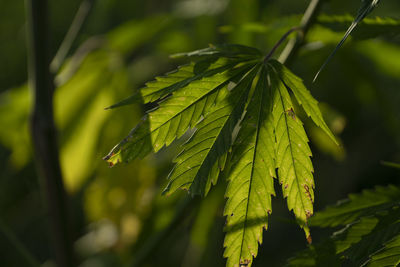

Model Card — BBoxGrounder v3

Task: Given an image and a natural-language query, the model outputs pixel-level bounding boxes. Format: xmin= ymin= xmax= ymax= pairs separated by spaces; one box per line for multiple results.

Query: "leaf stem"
xmin=278 ymin=0 xmax=324 ymax=64
xmin=263 ymin=27 xmax=301 ymax=63
xmin=50 ymin=0 xmax=95 ymax=73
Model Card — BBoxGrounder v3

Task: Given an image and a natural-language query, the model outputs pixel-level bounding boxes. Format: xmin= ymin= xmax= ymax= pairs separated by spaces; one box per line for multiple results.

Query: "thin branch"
xmin=50 ymin=0 xmax=95 ymax=73
xmin=25 ymin=0 xmax=74 ymax=266
xmin=54 ymin=36 xmax=105 ymax=86
xmin=278 ymin=0 xmax=324 ymax=64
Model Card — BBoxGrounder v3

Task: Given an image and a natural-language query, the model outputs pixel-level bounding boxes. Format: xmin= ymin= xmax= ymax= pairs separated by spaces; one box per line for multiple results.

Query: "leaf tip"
xmin=239 ymin=259 xmax=251 ymax=267
xmin=103 ymin=150 xmax=122 ymax=167
xmin=312 ymin=72 xmax=320 ymax=83
xmin=306 ymin=234 xmax=312 ymax=244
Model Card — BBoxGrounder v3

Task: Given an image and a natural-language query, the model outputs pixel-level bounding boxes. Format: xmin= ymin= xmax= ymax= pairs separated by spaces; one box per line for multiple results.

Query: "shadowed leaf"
xmin=163 ymin=64 xmax=260 ymax=197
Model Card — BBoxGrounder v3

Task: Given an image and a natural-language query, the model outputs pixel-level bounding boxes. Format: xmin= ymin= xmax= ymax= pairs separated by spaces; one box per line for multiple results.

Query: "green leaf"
xmin=218 ymin=15 xmax=400 ymax=40
xmin=105 ymin=43 xmax=337 ymax=266
xmin=368 ymin=233 xmax=400 ymax=267
xmin=313 ymin=0 xmax=381 ymax=81
xmin=105 ymin=58 xmax=245 ymax=109
xmin=337 ymin=209 xmax=400 ymax=266
xmin=317 ymin=15 xmax=400 ymax=40
xmin=288 ymin=185 xmax=400 ymax=267
xmin=163 ymin=64 xmax=260 ymax=197
xmin=268 ymin=63 xmax=314 ymax=239
xmin=223 ymin=65 xmax=276 ymax=267
xmin=288 ymin=208 xmax=400 ymax=266
xmin=104 ymin=59 xmax=256 ymax=164
xmin=310 ymin=185 xmax=400 ymax=227
xmin=269 ymin=60 xmax=337 ymax=145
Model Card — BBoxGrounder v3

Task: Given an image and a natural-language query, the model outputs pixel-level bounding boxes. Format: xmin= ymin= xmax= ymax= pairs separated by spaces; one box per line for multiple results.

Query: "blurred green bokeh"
xmin=0 ymin=0 xmax=399 ymax=266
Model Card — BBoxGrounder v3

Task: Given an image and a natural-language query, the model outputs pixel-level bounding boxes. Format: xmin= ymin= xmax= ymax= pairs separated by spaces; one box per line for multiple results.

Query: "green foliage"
xmin=105 ymin=44 xmax=336 ymax=266
xmin=317 ymin=15 xmax=400 ymax=39
xmin=369 ymin=233 xmax=400 ymax=267
xmin=220 ymin=14 xmax=400 ymax=41
xmin=310 ymin=185 xmax=400 ymax=227
xmin=223 ymin=65 xmax=275 ymax=267
xmin=288 ymin=185 xmax=400 ymax=266
xmin=2 ymin=0 xmax=400 ymax=266
xmin=314 ymin=0 xmax=381 ymax=81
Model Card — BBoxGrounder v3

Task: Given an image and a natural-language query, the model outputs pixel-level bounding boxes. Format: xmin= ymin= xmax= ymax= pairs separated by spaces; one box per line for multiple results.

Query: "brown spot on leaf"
xmin=307 ymin=235 xmax=312 ymax=244
xmin=306 ymin=210 xmax=312 ymax=219
xmin=304 ymin=184 xmax=312 ymax=202
xmin=240 ymin=259 xmax=250 ymax=267
xmin=267 ymin=209 xmax=272 ymax=215
xmin=286 ymin=108 xmax=296 ymax=120
xmin=284 ymin=184 xmax=288 ymax=189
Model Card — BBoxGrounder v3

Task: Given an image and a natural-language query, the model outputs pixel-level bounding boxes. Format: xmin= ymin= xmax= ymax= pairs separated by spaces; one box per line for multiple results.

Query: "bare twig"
xmin=278 ymin=0 xmax=324 ymax=64
xmin=50 ymin=0 xmax=95 ymax=73
xmin=25 ymin=0 xmax=74 ymax=266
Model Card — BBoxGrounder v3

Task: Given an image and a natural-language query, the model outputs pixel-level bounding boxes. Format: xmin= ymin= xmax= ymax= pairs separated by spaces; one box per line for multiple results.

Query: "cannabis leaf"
xmin=163 ymin=64 xmax=260 ymax=196
xmin=223 ymin=65 xmax=276 ymax=267
xmin=288 ymin=185 xmax=400 ymax=267
xmin=270 ymin=60 xmax=337 ymax=145
xmin=104 ymin=44 xmax=336 ymax=267
xmin=310 ymin=185 xmax=400 ymax=227
xmin=104 ymin=58 xmax=258 ymax=165
xmin=368 ymin=233 xmax=400 ymax=267
xmin=314 ymin=0 xmax=381 ymax=81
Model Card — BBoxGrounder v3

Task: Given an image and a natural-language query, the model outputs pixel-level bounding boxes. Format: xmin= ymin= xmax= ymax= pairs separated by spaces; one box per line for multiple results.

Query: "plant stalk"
xmin=278 ymin=0 xmax=324 ymax=64
xmin=25 ymin=0 xmax=74 ymax=266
